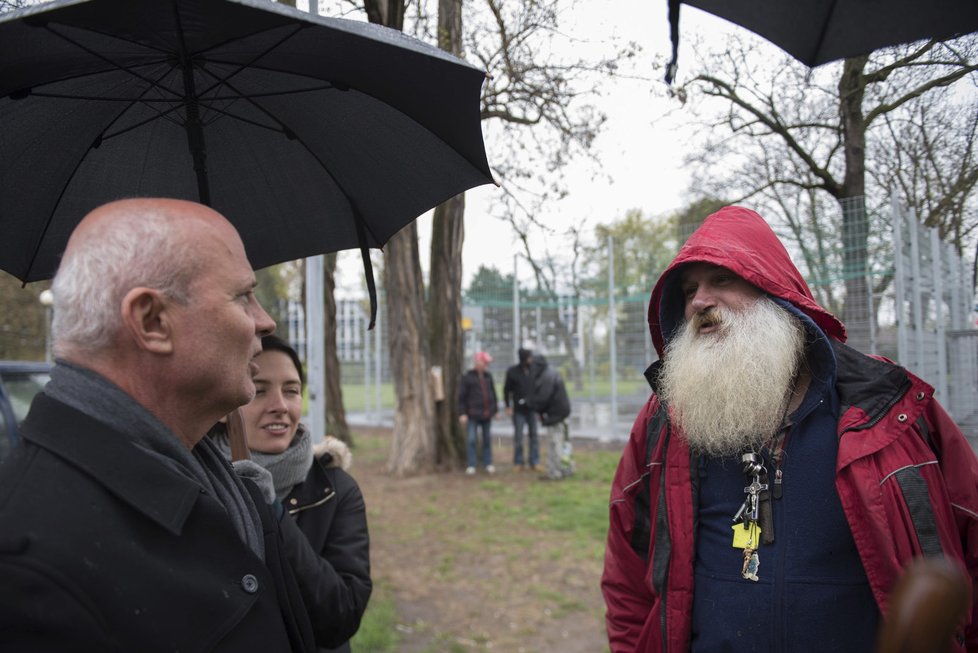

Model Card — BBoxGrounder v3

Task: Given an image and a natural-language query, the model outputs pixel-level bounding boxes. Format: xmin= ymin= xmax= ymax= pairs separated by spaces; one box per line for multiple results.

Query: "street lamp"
xmin=39 ymin=289 xmax=53 ymax=363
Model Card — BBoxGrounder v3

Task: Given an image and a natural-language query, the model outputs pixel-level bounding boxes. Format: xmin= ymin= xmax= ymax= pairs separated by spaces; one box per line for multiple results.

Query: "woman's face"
xmin=241 ymin=350 xmax=303 ymax=454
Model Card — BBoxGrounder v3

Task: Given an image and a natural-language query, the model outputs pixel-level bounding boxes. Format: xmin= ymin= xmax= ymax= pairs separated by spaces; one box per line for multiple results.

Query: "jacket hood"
xmin=648 ymin=206 xmax=846 ymax=357
xmin=313 ymin=435 xmax=352 ymax=470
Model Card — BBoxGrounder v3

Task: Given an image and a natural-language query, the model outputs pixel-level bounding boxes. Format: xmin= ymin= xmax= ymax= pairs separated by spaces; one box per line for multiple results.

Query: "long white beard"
xmin=659 ymin=297 xmax=805 ymax=457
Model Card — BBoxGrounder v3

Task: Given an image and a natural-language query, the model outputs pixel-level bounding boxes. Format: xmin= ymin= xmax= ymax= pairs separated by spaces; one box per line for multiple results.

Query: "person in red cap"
xmin=457 ymin=351 xmax=499 ymax=474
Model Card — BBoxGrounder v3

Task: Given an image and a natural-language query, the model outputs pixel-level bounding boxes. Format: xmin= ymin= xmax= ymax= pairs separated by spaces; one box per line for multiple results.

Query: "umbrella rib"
xmin=193 ymin=24 xmax=307 ymax=105
xmin=100 ymin=102 xmax=186 ymax=141
xmin=21 ymin=60 xmax=193 ymax=281
xmin=195 ymin=71 xmax=356 ymax=210
xmin=809 ymin=0 xmax=841 ymax=64
xmin=202 ymin=85 xmax=340 ymax=101
xmin=193 ymin=70 xmax=384 ymax=328
xmin=22 ymin=145 xmax=102 ymax=282
xmin=193 ymin=102 xmax=291 ymax=135
xmin=40 ymin=24 xmax=183 ymax=100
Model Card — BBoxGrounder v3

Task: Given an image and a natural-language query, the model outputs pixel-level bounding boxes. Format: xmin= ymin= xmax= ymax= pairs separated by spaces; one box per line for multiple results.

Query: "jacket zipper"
xmin=287 ymin=488 xmax=336 ymax=516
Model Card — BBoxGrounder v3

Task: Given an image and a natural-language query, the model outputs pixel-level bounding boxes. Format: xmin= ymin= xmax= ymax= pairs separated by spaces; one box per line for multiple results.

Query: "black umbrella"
xmin=0 ymin=0 xmax=495 ymax=324
xmin=665 ymin=0 xmax=978 ymax=82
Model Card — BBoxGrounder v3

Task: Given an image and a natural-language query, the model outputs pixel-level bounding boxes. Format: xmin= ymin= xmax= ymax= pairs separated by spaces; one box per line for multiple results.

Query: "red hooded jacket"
xmin=601 ymin=206 xmax=978 ymax=652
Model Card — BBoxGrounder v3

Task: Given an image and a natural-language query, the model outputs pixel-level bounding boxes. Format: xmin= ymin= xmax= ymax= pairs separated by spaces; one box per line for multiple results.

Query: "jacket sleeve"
xmin=279 ymin=474 xmax=372 ymax=649
xmin=502 ymin=369 xmax=513 ymax=407
xmin=602 ymin=400 xmax=659 ymax=652
xmin=926 ymin=400 xmax=978 ymax=650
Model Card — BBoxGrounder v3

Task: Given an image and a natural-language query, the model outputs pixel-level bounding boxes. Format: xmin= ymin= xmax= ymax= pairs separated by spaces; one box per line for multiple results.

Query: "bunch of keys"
xmin=731 ymin=452 xmax=767 ymax=582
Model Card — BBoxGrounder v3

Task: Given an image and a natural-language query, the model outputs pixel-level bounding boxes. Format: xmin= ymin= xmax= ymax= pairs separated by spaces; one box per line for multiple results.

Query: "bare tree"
xmin=675 ymin=35 xmax=978 ymax=347
xmin=353 ymin=0 xmax=619 ymax=474
xmin=322 ymin=253 xmax=352 ymax=444
xmin=469 ymin=0 xmax=629 ymax=392
xmin=426 ymin=0 xmax=466 ymax=470
xmin=359 ymin=0 xmax=437 ymax=476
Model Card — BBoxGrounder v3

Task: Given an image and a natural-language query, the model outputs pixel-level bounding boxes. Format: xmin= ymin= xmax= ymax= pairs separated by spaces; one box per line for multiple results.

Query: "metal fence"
xmin=296 ymin=200 xmax=978 ymax=445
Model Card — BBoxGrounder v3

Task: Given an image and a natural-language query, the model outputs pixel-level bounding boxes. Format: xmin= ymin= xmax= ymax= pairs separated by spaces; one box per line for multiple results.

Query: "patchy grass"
xmin=349 ymin=581 xmax=400 ymax=652
xmin=349 ymin=426 xmax=621 ymax=652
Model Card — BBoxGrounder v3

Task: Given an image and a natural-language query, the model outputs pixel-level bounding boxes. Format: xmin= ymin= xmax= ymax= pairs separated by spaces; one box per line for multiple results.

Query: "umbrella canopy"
xmin=0 ymin=0 xmax=494 ymax=292
xmin=666 ymin=0 xmax=978 ymax=82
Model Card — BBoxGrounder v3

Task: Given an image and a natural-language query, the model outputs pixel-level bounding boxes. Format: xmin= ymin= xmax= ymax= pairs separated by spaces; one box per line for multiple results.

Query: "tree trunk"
xmin=322 ymin=253 xmax=351 ymax=444
xmin=425 ymin=0 xmax=467 ymax=470
xmin=838 ymin=56 xmax=872 ymax=350
xmin=363 ymin=0 xmax=434 ymax=476
xmin=428 ymin=194 xmax=466 ymax=469
xmin=384 ymin=224 xmax=436 ymax=476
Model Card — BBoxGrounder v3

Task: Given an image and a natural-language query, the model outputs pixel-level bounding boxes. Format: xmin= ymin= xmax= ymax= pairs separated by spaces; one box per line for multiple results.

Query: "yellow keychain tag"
xmin=731 ymin=523 xmax=761 ymax=549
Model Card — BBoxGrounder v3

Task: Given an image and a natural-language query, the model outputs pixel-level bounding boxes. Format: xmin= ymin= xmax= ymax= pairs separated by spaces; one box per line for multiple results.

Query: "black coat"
xmin=457 ymin=369 xmax=498 ymax=420
xmin=281 ymin=452 xmax=372 ymax=653
xmin=0 ymin=393 xmax=315 ymax=653
xmin=503 ymin=364 xmax=535 ymax=413
xmin=531 ymin=358 xmax=571 ymax=426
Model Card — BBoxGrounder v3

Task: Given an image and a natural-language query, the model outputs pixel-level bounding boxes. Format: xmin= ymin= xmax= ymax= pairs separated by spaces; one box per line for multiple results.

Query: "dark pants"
xmin=512 ymin=410 xmax=539 ymax=466
xmin=466 ymin=418 xmax=492 ymax=468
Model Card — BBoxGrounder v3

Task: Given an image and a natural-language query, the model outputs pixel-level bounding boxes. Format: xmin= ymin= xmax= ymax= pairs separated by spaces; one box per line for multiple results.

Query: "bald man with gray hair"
xmin=0 ymin=199 xmax=316 ymax=652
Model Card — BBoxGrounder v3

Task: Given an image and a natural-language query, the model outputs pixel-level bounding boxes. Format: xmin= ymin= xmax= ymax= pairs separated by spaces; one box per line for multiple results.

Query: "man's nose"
xmin=688 ymin=286 xmax=715 ymax=313
xmin=252 ymin=297 xmax=276 ymax=337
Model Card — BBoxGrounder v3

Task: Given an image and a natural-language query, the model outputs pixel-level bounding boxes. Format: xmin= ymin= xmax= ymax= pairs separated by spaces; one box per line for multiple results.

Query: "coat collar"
xmin=21 ymin=393 xmax=202 ymax=536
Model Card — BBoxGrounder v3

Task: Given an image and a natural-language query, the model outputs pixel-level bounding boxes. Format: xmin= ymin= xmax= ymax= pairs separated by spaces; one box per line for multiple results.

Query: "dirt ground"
xmin=351 ymin=426 xmax=617 ymax=653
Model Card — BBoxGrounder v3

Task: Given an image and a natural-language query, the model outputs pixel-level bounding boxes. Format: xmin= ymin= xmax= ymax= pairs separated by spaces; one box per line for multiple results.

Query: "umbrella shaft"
xmin=179 ymin=58 xmax=211 ymax=205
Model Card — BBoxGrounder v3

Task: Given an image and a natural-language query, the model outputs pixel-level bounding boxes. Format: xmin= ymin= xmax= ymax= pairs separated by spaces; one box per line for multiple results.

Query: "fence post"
xmin=364 ymin=305 xmax=371 ymax=419
xmin=909 ymin=209 xmax=924 ymax=374
xmin=375 ymin=285 xmax=383 ymax=421
xmin=305 ymin=255 xmax=326 ymax=440
xmin=892 ymin=195 xmax=909 ymax=367
xmin=931 ymin=229 xmax=948 ymax=402
xmin=513 ymin=254 xmax=521 ymax=360
xmin=608 ymin=235 xmax=618 ymax=433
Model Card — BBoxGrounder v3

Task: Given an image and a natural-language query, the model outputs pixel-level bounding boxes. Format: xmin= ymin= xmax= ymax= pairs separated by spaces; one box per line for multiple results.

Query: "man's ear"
xmin=121 ymin=287 xmax=174 ymax=354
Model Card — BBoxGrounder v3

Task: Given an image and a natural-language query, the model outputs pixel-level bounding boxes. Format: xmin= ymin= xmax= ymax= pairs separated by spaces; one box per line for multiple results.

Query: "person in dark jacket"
xmin=601 ymin=206 xmax=978 ymax=653
xmin=458 ymin=351 xmax=498 ymax=474
xmin=0 ymin=199 xmax=315 ymax=652
xmin=530 ymin=355 xmax=573 ymax=480
xmin=503 ymin=347 xmax=540 ymax=470
xmin=211 ymin=335 xmax=371 ymax=653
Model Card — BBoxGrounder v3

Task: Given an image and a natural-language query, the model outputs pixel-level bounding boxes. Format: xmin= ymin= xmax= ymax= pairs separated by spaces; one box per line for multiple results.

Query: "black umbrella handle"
xmin=354 ymin=213 xmax=377 ymax=330
xmin=666 ymin=0 xmax=681 ymax=85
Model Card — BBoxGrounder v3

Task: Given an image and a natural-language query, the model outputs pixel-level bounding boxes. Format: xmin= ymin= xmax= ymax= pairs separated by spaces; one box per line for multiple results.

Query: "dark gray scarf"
xmin=44 ymin=360 xmax=265 ymax=560
xmin=212 ymin=424 xmax=313 ymax=501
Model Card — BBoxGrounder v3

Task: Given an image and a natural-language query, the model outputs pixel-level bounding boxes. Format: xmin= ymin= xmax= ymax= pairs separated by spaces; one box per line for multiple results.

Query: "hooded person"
xmin=600 ymin=206 xmax=978 ymax=653
xmin=504 ymin=347 xmax=540 ymax=470
xmin=530 ymin=355 xmax=573 ymax=480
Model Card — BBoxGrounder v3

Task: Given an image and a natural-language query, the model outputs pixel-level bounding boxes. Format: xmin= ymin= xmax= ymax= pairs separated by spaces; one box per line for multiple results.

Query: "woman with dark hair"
xmin=212 ymin=335 xmax=371 ymax=653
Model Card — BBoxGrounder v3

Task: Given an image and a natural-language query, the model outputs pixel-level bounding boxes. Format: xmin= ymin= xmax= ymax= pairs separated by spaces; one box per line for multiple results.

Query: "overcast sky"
xmin=328 ymin=1 xmax=749 ymax=294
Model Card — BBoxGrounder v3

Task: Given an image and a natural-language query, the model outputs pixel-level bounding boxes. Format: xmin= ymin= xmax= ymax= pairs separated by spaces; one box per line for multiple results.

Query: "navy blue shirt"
xmin=690 ymin=304 xmax=879 ymax=652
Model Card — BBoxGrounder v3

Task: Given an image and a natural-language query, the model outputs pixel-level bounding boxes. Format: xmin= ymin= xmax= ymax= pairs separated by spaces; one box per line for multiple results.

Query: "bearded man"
xmin=601 ymin=206 xmax=978 ymax=653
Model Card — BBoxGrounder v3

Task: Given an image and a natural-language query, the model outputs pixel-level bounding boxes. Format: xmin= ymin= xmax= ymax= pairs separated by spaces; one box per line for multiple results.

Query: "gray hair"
xmin=51 ymin=205 xmax=202 ymax=355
